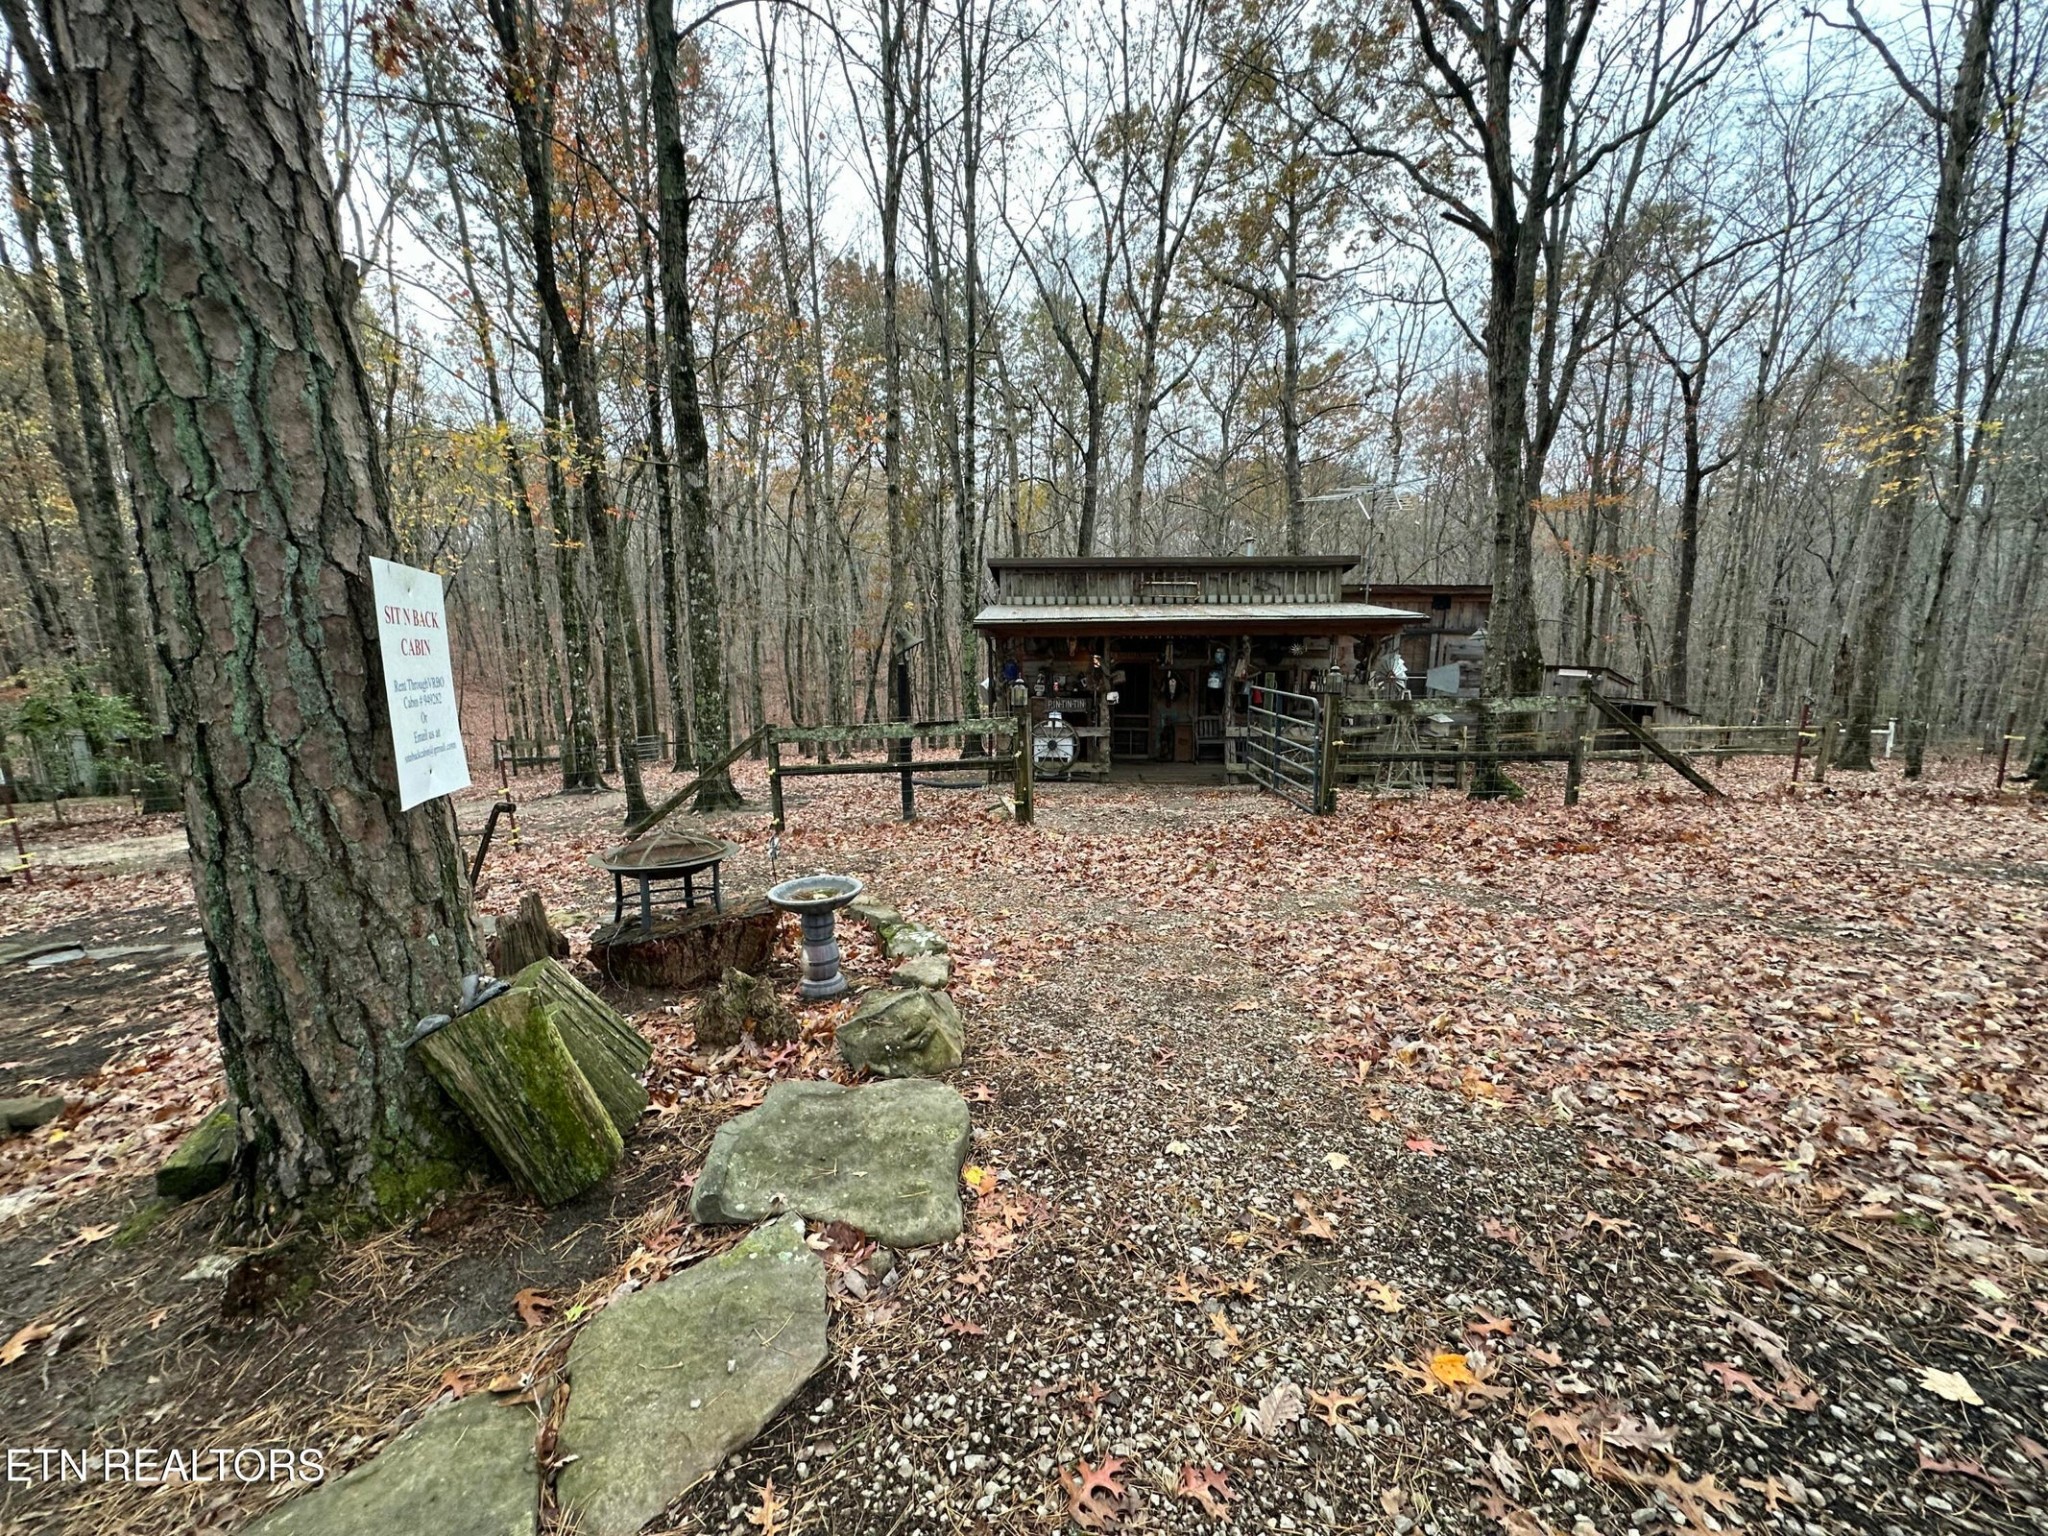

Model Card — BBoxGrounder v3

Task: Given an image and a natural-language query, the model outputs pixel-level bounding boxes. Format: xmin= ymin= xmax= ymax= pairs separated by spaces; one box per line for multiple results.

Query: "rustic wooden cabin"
xmin=1346 ymin=581 xmax=1493 ymax=698
xmin=973 ymin=556 xmax=1420 ymax=778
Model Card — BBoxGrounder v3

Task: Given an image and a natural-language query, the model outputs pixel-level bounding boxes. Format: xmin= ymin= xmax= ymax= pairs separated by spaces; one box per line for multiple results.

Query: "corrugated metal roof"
xmin=987 ymin=555 xmax=1362 ymax=571
xmin=973 ymin=601 xmax=1424 ymax=627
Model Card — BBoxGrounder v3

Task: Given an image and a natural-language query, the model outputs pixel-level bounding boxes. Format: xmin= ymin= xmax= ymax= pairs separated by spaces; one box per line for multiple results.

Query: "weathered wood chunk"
xmin=513 ymin=959 xmax=650 ymax=1135
xmin=693 ymin=968 xmax=798 ymax=1049
xmin=415 ymin=987 xmax=622 ymax=1206
xmin=489 ymin=891 xmax=569 ymax=977
xmin=587 ymin=895 xmax=780 ymax=989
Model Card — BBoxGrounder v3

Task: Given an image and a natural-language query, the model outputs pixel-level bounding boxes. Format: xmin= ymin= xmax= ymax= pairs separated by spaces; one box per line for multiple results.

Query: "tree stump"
xmin=588 ymin=896 xmax=781 ymax=989
xmin=415 ymin=986 xmax=622 ymax=1206
xmin=490 ymin=891 xmax=569 ymax=976
xmin=694 ymin=968 xmax=799 ymax=1050
xmin=515 ymin=958 xmax=650 ymax=1135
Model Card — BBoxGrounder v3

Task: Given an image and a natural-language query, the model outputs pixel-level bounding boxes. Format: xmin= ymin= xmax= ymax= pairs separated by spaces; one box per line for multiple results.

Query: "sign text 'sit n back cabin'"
xmin=973 ymin=556 xmax=1421 ymax=779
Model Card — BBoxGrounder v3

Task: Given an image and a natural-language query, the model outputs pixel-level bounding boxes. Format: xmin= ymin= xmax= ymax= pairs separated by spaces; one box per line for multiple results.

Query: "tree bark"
xmin=7 ymin=0 xmax=483 ymax=1217
xmin=649 ymin=0 xmax=741 ymax=809
xmin=1836 ymin=0 xmax=2000 ymax=769
xmin=0 ymin=119 xmax=153 ymax=714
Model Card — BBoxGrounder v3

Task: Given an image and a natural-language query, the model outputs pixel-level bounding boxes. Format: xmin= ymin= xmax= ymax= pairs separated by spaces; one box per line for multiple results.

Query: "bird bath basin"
xmin=767 ymin=874 xmax=864 ymax=999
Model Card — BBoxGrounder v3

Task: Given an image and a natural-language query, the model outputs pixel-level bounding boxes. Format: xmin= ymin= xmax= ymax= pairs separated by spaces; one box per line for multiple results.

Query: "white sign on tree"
xmin=371 ymin=557 xmax=471 ymax=811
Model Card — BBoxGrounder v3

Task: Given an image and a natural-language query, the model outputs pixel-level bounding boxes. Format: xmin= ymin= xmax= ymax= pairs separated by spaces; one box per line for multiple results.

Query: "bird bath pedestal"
xmin=767 ymin=875 xmax=864 ymax=1000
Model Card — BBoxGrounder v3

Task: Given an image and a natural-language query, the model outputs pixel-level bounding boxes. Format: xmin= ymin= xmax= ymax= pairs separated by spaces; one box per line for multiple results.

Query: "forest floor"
xmin=0 ymin=754 xmax=2043 ymax=1536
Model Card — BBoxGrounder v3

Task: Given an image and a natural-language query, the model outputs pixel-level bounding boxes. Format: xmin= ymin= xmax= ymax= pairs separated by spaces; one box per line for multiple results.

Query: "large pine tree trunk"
xmin=8 ymin=0 xmax=483 ymax=1217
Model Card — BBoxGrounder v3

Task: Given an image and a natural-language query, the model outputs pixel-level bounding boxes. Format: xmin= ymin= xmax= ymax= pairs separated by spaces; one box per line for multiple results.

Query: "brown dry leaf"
xmin=1916 ymin=1451 xmax=2010 ymax=1489
xmin=1707 ymin=1245 xmax=1791 ymax=1288
xmin=1243 ymin=1379 xmax=1303 ymax=1439
xmin=1353 ymin=1278 xmax=1404 ymax=1312
xmin=1291 ymin=1193 xmax=1337 ymax=1242
xmin=1208 ymin=1309 xmax=1242 ymax=1350
xmin=1703 ymin=1360 xmax=1776 ymax=1404
xmin=1308 ymin=1387 xmax=1364 ymax=1427
xmin=1649 ymin=1467 xmax=1742 ymax=1530
xmin=746 ymin=1475 xmax=789 ymax=1533
xmin=513 ymin=1288 xmax=556 ymax=1330
xmin=1740 ymin=1474 xmax=1790 ymax=1511
xmin=1176 ymin=1463 xmax=1233 ymax=1520
xmin=1167 ymin=1273 xmax=1203 ymax=1304
xmin=1059 ymin=1455 xmax=1128 ymax=1533
xmin=0 ymin=1322 xmax=54 ymax=1368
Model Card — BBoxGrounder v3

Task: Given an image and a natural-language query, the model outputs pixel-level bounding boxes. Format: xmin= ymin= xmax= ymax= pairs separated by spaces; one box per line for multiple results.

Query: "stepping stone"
xmin=890 ymin=952 xmax=952 ymax=989
xmin=690 ymin=1080 xmax=970 ymax=1247
xmin=244 ymin=1394 xmax=537 ymax=1536
xmin=846 ymin=899 xmax=901 ymax=933
xmin=0 ymin=1095 xmax=65 ymax=1135
xmin=838 ymin=987 xmax=964 ymax=1079
xmin=884 ymin=924 xmax=948 ymax=960
xmin=157 ymin=1104 xmax=236 ymax=1200
xmin=554 ymin=1218 xmax=825 ymax=1536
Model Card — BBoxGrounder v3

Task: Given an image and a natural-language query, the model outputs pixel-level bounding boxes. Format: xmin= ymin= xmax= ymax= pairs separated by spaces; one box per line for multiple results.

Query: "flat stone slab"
xmin=244 ymin=1394 xmax=537 ymax=1536
xmin=890 ymin=953 xmax=952 ymax=989
xmin=884 ymin=924 xmax=948 ymax=959
xmin=838 ymin=987 xmax=964 ymax=1079
xmin=555 ymin=1218 xmax=825 ymax=1536
xmin=1 ymin=1095 xmax=65 ymax=1135
xmin=692 ymin=1080 xmax=969 ymax=1247
xmin=846 ymin=899 xmax=901 ymax=933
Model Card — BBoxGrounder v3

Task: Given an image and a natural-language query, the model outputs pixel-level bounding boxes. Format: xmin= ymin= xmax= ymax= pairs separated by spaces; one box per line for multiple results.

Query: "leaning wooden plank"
xmin=621 ymin=726 xmax=767 ymax=842
xmin=1586 ymin=691 xmax=1723 ymax=797
xmin=517 ymin=958 xmax=653 ymax=1070
xmin=415 ymin=987 xmax=622 ymax=1205
xmin=515 ymin=958 xmax=651 ymax=1135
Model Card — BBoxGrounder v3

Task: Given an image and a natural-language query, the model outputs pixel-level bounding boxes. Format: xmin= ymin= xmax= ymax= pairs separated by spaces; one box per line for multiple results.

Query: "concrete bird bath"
xmin=767 ymin=874 xmax=864 ymax=1000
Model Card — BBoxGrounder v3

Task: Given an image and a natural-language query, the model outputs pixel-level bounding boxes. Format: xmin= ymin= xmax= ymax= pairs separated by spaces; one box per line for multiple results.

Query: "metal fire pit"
xmin=592 ymin=833 xmax=738 ymax=934
xmin=766 ymin=874 xmax=864 ymax=1000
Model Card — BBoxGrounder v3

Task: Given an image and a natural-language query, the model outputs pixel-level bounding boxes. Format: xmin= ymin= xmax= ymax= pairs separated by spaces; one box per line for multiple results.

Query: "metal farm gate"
xmin=1243 ymin=683 xmax=1325 ymax=813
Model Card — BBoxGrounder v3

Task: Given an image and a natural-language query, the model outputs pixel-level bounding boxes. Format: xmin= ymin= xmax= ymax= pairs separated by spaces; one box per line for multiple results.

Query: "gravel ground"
xmin=3 ymin=759 xmax=2040 ymax=1536
xmin=653 ymin=766 xmax=2045 ymax=1536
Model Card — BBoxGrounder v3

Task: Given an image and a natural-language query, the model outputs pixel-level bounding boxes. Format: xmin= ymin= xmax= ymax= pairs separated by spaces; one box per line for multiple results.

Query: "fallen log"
xmin=415 ymin=986 xmax=622 ymax=1206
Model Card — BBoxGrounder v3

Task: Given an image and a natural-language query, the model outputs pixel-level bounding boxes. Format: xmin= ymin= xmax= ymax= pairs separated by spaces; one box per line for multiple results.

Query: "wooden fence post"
xmin=765 ymin=724 xmax=785 ymax=832
xmin=1012 ymin=704 xmax=1035 ymax=825
xmin=1813 ymin=720 xmax=1834 ymax=785
xmin=1316 ymin=668 xmax=1341 ymax=814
